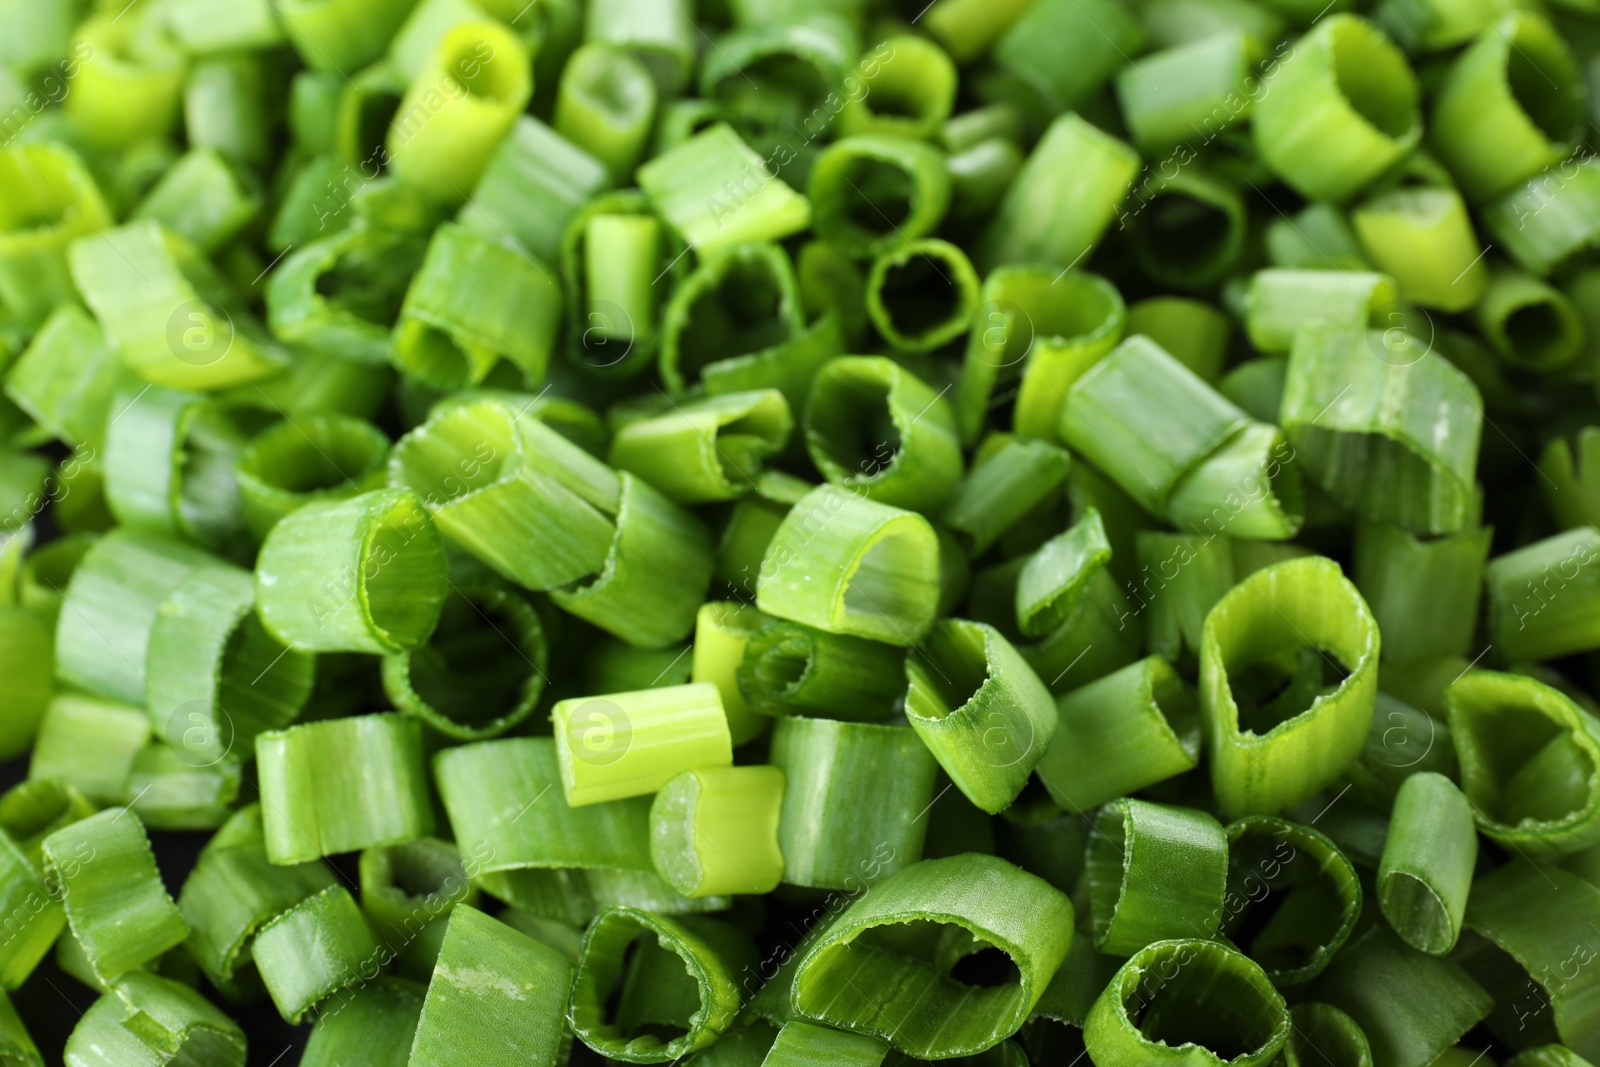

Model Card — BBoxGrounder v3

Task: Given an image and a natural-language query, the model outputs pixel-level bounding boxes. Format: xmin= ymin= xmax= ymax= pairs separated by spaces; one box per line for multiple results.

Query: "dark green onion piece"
xmin=255 ymin=487 xmax=447 ymax=654
xmin=736 ymin=619 xmax=904 ymax=722
xmin=1130 ymin=169 xmax=1248 ymax=290
xmin=1354 ymin=521 xmax=1490 ymax=665
xmin=42 ymin=809 xmax=187 ymax=982
xmin=865 ymin=238 xmax=981 ymax=353
xmin=360 ymin=836 xmax=476 ymax=978
xmin=1220 ymin=816 xmax=1363 ymax=984
xmin=807 ymin=133 xmax=951 ymax=261
xmin=838 ymin=35 xmax=955 ymax=141
xmin=302 ymin=978 xmax=424 ymax=1067
xmin=904 ymin=618 xmax=1057 ymax=813
xmin=1280 ymin=1003 xmax=1372 ymax=1067
xmin=980 ymin=113 xmax=1139 ymax=271
xmin=0 ymin=143 xmax=113 ymax=323
xmin=570 ymin=907 xmax=744 ymax=1062
xmin=255 ymin=714 xmax=435 ymax=864
xmin=1460 ymin=860 xmax=1600 ymax=1060
xmin=1036 ymin=656 xmax=1201 ymax=813
xmin=770 ymin=717 xmax=937 ymax=890
xmin=62 ymin=972 xmax=245 ymax=1067
xmin=1446 ymin=669 xmax=1600 ymax=858
xmin=806 ymin=356 xmax=962 ymax=512
xmin=1135 ymin=532 xmax=1235 ymax=667
xmin=790 ymin=853 xmax=1073 ymax=1059
xmin=132 ymin=148 xmax=260 ymax=255
xmin=406 ymin=904 xmax=575 ymax=1067
xmin=1088 ymin=799 xmax=1228 ymax=955
xmin=1541 ymin=428 xmax=1600 ymax=532
xmin=1485 ymin=528 xmax=1600 ymax=662
xmin=1200 ymin=556 xmax=1380 ymax=818
xmin=698 ymin=14 xmax=859 ymax=158
xmin=1115 ymin=32 xmax=1259 ymax=154
xmin=28 ymin=695 xmax=148 ymax=807
xmin=1473 ymin=267 xmax=1586 ymax=373
xmin=3 ymin=305 xmax=124 ymax=449
xmin=1252 ymin=15 xmax=1421 ymax=202
xmin=252 ymin=884 xmax=378 ymax=1024
xmin=1083 ymin=938 xmax=1289 ymax=1067
xmin=381 ymin=576 xmax=548 ymax=741
xmin=757 ymin=485 xmax=940 ymax=646
xmin=650 ymin=765 xmax=786 ymax=897
xmin=1281 ymin=322 xmax=1482 ymax=536
xmin=1378 ymin=771 xmax=1475 ymax=955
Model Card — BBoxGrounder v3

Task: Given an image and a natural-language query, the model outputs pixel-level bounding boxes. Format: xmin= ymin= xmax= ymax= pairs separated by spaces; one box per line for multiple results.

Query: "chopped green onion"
xmin=650 ymin=765 xmax=785 ymax=897
xmin=807 ymin=134 xmax=950 ymax=261
xmin=611 ymin=390 xmax=792 ymax=505
xmin=637 ymin=124 xmax=812 ymax=252
xmin=1353 ymin=521 xmax=1490 ymax=664
xmin=1378 ymin=771 xmax=1476 ymax=954
xmin=1087 ymin=798 xmax=1228 ymax=954
xmin=63 ymin=972 xmax=245 ymax=1067
xmin=556 ymin=43 xmax=658 ymax=181
xmin=736 ymin=619 xmax=904 ymax=722
xmin=1473 ymin=267 xmax=1586 ymax=373
xmin=29 ymin=695 xmax=149 ymax=807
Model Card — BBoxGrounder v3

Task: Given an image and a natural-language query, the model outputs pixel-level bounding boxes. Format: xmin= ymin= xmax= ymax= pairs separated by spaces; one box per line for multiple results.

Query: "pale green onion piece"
xmin=807 ymin=134 xmax=951 ymax=261
xmin=253 ymin=884 xmax=378 ymax=1023
xmin=461 ymin=115 xmax=611 ymax=266
xmin=553 ymin=682 xmax=733 ymax=807
xmin=993 ymin=0 xmax=1144 ymax=114
xmin=736 ymin=619 xmax=904 ymax=722
xmin=29 ymin=694 xmax=150 ymax=806
xmin=650 ymin=765 xmax=785 ymax=897
xmin=838 ymin=35 xmax=956 ymax=141
xmin=233 ymin=414 xmax=392 ymax=540
xmin=1242 ymin=268 xmax=1396 ymax=354
xmin=1353 ymin=186 xmax=1488 ymax=311
xmin=3 ymin=305 xmax=125 ymax=449
xmin=864 ymin=239 xmax=981 ymax=354
xmin=611 ymin=390 xmax=792 ymax=504
xmin=637 ymin=123 xmax=812 ymax=252
xmin=0 ymin=143 xmax=113 ymax=325
xmin=691 ymin=601 xmax=771 ymax=746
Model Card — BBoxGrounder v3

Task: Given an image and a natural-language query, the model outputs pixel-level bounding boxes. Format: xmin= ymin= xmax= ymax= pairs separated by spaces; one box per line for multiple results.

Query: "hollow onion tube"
xmin=1461 ymin=861 xmax=1600 ymax=1061
xmin=178 ymin=805 xmax=339 ymax=999
xmin=1474 ymin=268 xmax=1586 ymax=373
xmin=1353 ymin=521 xmax=1490 ymax=664
xmin=771 ymin=717 xmax=936 ymax=890
xmin=1428 ymin=13 xmax=1584 ymax=203
xmin=904 ymin=619 xmax=1056 ymax=813
xmin=1036 ymin=656 xmax=1201 ymax=813
xmin=69 ymin=220 xmax=289 ymax=391
xmin=42 ymin=809 xmax=187 ymax=982
xmin=980 ymin=113 xmax=1139 ymax=271
xmin=838 ymin=36 xmax=956 ymax=141
xmin=1446 ymin=669 xmax=1600 ymax=858
xmin=359 ymin=836 xmax=476 ymax=979
xmin=585 ymin=0 xmax=696 ymax=95
xmin=942 ymin=438 xmax=1071 ymax=556
xmin=1116 ymin=32 xmax=1260 ymax=154
xmin=1485 ymin=159 xmax=1600 ymax=276
xmin=54 ymin=529 xmax=218 ymax=706
xmin=1129 ymin=169 xmax=1248 ymax=290
xmin=698 ymin=14 xmax=859 ymax=158
xmin=1281 ymin=322 xmax=1483 ymax=536
xmin=994 ymin=271 xmax=1126 ymax=445
xmin=3 ymin=306 xmax=123 ymax=449
xmin=737 ymin=620 xmax=904 ymax=721
xmin=570 ymin=907 xmax=743 ymax=1062
xmin=580 ymin=211 xmax=665 ymax=364
xmin=133 ymin=149 xmax=260 ymax=255
xmin=252 ymin=885 xmax=378 ymax=1023
xmin=650 ymin=765 xmax=785 ymax=897
xmin=552 ymin=683 xmax=733 ymax=807
xmin=65 ymin=15 xmax=185 ymax=150
xmin=255 ymin=714 xmax=435 ymax=865
xmin=1486 ymin=528 xmax=1600 ymax=661
xmin=381 ymin=577 xmax=547 ymax=741
xmin=387 ymin=22 xmax=532 ymax=203
xmin=1083 ymin=938 xmax=1289 ymax=1067
xmin=1309 ymin=926 xmax=1491 ymax=1067
xmin=1015 ymin=507 xmax=1114 ymax=639
xmin=406 ymin=905 xmax=575 ymax=1067
xmin=1200 ymin=556 xmax=1380 ymax=818
xmin=611 ymin=390 xmax=792 ymax=504
xmin=657 ymin=239 xmax=802 ymax=389
xmin=993 ymin=0 xmax=1144 ymax=114
xmin=266 ymin=229 xmax=426 ymax=367
xmin=1541 ymin=428 xmax=1600 ymax=532
xmin=103 ymin=386 xmax=246 ymax=550
xmin=233 ymin=414 xmax=392 ymax=540
xmin=755 ymin=485 xmax=941 ymax=646
xmin=1242 ymin=269 xmax=1396 ymax=354
xmin=807 ymin=134 xmax=951 ymax=261
xmin=1373 ymin=0 xmax=1515 ymax=52
xmin=1087 ymin=799 xmax=1228 ymax=955
xmin=62 ymin=972 xmax=246 ymax=1067
xmin=1377 ymin=771 xmax=1475 ymax=955
xmin=0 ymin=144 xmax=113 ymax=324
xmin=28 ymin=696 xmax=148 ymax=807
xmin=1279 ymin=1004 xmax=1372 ymax=1067
xmin=924 ymin=0 xmax=1050 ymax=61
xmin=637 ymin=124 xmax=811 ymax=252
xmin=302 ymin=978 xmax=424 ymax=1067
xmin=1252 ymin=16 xmax=1420 ymax=202
xmin=790 ymin=853 xmax=1073 ymax=1059
xmin=805 ymin=357 xmax=962 ymax=512
xmin=462 ymin=116 xmax=610 ymax=266
xmin=145 ymin=563 xmax=314 ymax=765
xmin=392 ymin=222 xmax=563 ymax=390
xmin=255 ymin=487 xmax=447 ymax=655
xmin=556 ymin=43 xmax=658 ymax=181
xmin=1221 ymin=816 xmax=1362 ymax=985
xmin=865 ymin=239 xmax=981 ymax=353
